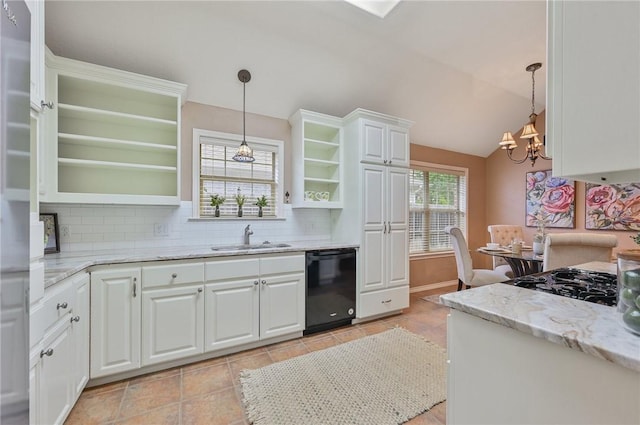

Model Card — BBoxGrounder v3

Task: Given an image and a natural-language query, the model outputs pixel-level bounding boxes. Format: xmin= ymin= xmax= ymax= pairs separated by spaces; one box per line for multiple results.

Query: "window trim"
xmin=192 ymin=128 xmax=284 ymax=218
xmin=408 ymin=160 xmax=469 ymax=257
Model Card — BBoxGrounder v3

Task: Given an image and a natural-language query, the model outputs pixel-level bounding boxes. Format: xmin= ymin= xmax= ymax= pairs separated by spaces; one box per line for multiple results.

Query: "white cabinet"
xmin=41 ymin=51 xmax=187 ymax=204
xmin=140 ymin=262 xmax=205 ymax=365
xmin=26 ymin=0 xmax=47 ymax=111
xmin=30 ymin=272 xmax=90 ymax=425
xmin=361 ymin=165 xmax=409 ymax=293
xmin=547 ymin=1 xmax=640 ymax=184
xmin=90 ymin=268 xmax=141 ymax=378
xmin=290 ymin=110 xmax=344 ymax=208
xmin=204 ymin=254 xmax=305 ymax=350
xmin=336 ymin=109 xmax=412 ymax=319
xmin=358 ymin=117 xmax=410 ymax=167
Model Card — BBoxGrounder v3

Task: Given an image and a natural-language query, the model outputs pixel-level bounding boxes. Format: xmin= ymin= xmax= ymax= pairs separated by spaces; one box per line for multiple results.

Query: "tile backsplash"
xmin=40 ymin=202 xmax=331 ymax=253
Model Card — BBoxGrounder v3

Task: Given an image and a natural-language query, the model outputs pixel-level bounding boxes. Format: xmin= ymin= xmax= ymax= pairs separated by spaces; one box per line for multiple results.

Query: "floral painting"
xmin=525 ymin=170 xmax=575 ymax=228
xmin=585 ymin=183 xmax=640 ymax=230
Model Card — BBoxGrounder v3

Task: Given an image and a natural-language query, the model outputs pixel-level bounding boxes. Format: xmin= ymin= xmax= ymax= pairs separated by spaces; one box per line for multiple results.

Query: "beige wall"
xmin=409 ymin=144 xmax=488 ymax=288
xmin=486 ymin=110 xmax=638 ymax=258
xmin=180 ymin=101 xmax=292 ymax=201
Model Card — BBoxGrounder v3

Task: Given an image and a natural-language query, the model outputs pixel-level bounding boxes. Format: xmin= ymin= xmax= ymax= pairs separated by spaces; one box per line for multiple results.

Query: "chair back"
xmin=445 ymin=226 xmax=473 ymax=284
xmin=542 ymin=233 xmax=618 ymax=271
xmin=487 ymin=225 xmax=524 ymax=269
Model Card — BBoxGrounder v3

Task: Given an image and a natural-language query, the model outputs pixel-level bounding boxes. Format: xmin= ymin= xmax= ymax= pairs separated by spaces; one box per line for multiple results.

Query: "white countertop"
xmin=43 ymin=241 xmax=358 ymax=288
xmin=440 ymin=261 xmax=640 ymax=373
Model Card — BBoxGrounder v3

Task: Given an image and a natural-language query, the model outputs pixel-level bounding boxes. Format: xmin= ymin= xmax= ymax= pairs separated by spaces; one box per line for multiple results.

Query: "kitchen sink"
xmin=211 ymin=243 xmax=291 ymax=252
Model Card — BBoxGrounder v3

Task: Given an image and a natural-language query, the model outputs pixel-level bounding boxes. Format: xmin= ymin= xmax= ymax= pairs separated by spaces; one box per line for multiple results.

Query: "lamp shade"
xmin=232 ymin=140 xmax=255 ymax=162
xmin=499 ymin=131 xmax=517 ymax=149
xmin=520 ymin=123 xmax=539 ymax=139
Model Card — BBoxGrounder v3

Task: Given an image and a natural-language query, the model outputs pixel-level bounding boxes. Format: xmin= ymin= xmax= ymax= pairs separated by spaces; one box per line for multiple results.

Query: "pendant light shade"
xmin=233 ymin=69 xmax=255 ymax=163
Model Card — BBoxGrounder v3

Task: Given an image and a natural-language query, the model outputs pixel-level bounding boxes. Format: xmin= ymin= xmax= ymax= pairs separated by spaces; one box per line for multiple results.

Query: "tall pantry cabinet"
xmin=334 ymin=109 xmax=412 ymax=319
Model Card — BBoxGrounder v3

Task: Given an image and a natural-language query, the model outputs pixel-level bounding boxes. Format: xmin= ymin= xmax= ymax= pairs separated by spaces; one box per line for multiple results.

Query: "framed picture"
xmin=585 ymin=183 xmax=640 ymax=230
xmin=39 ymin=213 xmax=60 ymax=254
xmin=525 ymin=170 xmax=575 ymax=228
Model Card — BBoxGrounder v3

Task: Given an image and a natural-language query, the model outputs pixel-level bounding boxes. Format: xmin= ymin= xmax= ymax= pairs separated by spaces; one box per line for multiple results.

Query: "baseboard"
xmin=409 ymin=280 xmax=457 ymax=293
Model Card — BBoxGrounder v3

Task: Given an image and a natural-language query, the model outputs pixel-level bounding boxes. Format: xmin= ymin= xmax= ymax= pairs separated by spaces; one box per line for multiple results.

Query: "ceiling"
xmin=44 ymin=0 xmax=547 ymax=157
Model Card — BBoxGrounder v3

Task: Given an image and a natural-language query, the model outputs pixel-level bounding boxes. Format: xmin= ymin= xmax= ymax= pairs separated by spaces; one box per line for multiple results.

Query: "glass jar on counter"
xmin=617 ymin=250 xmax=640 ymax=335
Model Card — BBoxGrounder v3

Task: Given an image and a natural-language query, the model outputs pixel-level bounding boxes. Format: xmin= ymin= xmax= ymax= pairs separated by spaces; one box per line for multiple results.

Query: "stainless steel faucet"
xmin=243 ymin=224 xmax=253 ymax=245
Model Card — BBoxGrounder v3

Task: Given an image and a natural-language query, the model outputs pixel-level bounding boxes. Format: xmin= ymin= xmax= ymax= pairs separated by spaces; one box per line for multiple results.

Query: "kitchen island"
xmin=440 ymin=262 xmax=640 ymax=425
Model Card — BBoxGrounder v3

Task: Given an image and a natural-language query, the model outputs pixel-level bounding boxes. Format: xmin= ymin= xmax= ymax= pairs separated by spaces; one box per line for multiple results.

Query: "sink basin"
xmin=211 ymin=243 xmax=291 ymax=252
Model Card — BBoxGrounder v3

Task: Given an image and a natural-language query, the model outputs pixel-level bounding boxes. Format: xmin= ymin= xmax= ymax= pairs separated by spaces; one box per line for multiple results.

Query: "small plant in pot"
xmin=255 ymin=195 xmax=268 ymax=217
xmin=210 ymin=194 xmax=225 ymax=217
xmin=235 ymin=188 xmax=246 ymax=217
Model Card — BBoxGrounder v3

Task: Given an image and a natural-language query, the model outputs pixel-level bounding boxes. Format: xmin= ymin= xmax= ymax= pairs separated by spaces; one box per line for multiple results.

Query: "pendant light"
xmin=499 ymin=62 xmax=550 ymax=166
xmin=233 ymin=69 xmax=255 ymax=163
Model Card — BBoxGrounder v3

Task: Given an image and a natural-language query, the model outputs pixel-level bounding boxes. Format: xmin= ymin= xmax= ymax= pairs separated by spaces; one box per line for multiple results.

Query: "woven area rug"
xmin=240 ymin=328 xmax=447 ymax=425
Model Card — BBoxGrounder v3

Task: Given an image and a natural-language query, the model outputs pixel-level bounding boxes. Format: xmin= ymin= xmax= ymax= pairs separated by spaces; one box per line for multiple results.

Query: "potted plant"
xmin=235 ymin=189 xmax=246 ymax=217
xmin=210 ymin=194 xmax=225 ymax=217
xmin=255 ymin=195 xmax=268 ymax=217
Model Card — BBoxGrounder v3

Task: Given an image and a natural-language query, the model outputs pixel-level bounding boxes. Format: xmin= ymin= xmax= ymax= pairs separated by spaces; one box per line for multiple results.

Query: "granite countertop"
xmin=440 ymin=262 xmax=640 ymax=373
xmin=43 ymin=241 xmax=358 ymax=288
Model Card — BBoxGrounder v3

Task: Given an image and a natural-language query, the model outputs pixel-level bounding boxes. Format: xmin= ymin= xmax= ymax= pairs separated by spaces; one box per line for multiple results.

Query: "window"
xmin=193 ymin=129 xmax=283 ymax=218
xmin=409 ymin=161 xmax=467 ymax=255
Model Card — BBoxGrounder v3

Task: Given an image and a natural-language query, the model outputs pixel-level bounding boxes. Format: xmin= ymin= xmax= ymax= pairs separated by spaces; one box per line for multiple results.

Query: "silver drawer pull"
xmin=56 ymin=302 xmax=68 ymax=310
xmin=261 ymin=280 xmax=267 ymax=286
xmin=40 ymin=100 xmax=54 ymax=110
xmin=133 ymin=278 xmax=137 ymax=298
xmin=171 ymin=273 xmax=177 ymax=278
xmin=40 ymin=348 xmax=53 ymax=358
xmin=70 ymin=315 xmax=80 ymax=323
xmin=254 ymin=280 xmax=259 ymax=286
xmin=381 ymin=299 xmax=392 ymax=304
xmin=197 ymin=288 xmax=203 ymax=293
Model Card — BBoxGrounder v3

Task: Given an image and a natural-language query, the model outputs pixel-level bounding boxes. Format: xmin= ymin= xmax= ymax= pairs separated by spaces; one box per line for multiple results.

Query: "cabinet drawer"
xmin=142 ymin=263 xmax=204 ymax=289
xmin=205 ymin=258 xmax=260 ymax=281
xmin=260 ymin=254 xmax=305 ymax=276
xmin=358 ymin=286 xmax=409 ymax=318
xmin=31 ymin=276 xmax=76 ymax=347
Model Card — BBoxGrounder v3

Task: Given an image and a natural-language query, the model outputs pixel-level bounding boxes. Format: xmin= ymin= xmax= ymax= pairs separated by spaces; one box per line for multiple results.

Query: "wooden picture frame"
xmin=39 ymin=213 xmax=60 ymax=254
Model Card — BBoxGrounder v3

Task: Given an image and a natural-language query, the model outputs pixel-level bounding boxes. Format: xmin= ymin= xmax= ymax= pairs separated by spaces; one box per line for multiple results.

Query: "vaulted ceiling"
xmin=45 ymin=0 xmax=547 ymax=157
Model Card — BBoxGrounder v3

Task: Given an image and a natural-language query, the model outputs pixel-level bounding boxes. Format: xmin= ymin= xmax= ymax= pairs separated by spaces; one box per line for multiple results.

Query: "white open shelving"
xmin=289 ymin=111 xmax=343 ymax=208
xmin=41 ymin=51 xmax=187 ymax=205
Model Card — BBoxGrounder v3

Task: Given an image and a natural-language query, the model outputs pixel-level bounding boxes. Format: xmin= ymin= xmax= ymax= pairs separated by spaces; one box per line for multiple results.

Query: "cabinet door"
xmin=71 ymin=274 xmax=90 ymax=399
xmin=386 ymin=168 xmax=409 ymax=288
xmin=387 ymin=125 xmax=409 ymax=167
xmin=90 ymin=268 xmax=141 ymax=378
xmin=361 ymin=119 xmax=386 ymax=164
xmin=40 ymin=319 xmax=73 ymax=425
xmin=361 ymin=165 xmax=386 ymax=292
xmin=204 ymin=279 xmax=260 ymax=351
xmin=0 ymin=275 xmax=28 ymax=408
xmin=26 ymin=0 xmax=45 ymax=110
xmin=259 ymin=273 xmax=305 ymax=339
xmin=141 ymin=285 xmax=204 ymax=365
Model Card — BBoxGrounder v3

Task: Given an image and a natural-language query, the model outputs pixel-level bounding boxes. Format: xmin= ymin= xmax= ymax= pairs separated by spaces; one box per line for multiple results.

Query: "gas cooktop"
xmin=511 ymin=268 xmax=618 ymax=306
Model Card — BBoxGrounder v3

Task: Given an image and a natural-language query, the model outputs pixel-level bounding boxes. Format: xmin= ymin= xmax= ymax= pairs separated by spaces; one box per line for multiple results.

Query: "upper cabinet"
xmin=41 ymin=51 xmax=187 ymax=205
xmin=289 ymin=110 xmax=343 ymax=208
xmin=344 ymin=109 xmax=411 ymax=168
xmin=547 ymin=1 xmax=640 ymax=184
xmin=26 ymin=0 xmax=47 ymax=111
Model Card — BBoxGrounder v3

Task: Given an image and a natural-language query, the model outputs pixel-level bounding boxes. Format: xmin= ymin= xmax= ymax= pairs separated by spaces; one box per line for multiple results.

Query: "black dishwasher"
xmin=304 ymin=248 xmax=356 ymax=335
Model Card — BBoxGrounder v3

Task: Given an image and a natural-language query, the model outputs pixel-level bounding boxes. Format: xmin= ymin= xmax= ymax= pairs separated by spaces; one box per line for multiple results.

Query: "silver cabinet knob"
xmin=40 ymin=100 xmax=54 ymax=110
xmin=40 ymin=348 xmax=53 ymax=358
xmin=197 ymin=288 xmax=203 ymax=293
xmin=70 ymin=315 xmax=80 ymax=323
xmin=56 ymin=302 xmax=68 ymax=310
xmin=261 ymin=280 xmax=267 ymax=286
xmin=254 ymin=280 xmax=259 ymax=286
xmin=171 ymin=273 xmax=177 ymax=278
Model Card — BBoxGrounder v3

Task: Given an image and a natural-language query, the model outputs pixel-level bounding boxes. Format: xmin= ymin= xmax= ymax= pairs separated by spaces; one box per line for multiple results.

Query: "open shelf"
xmin=58 ymin=133 xmax=177 ymax=153
xmin=58 ymin=158 xmax=177 ymax=172
xmin=58 ymin=103 xmax=177 ymax=129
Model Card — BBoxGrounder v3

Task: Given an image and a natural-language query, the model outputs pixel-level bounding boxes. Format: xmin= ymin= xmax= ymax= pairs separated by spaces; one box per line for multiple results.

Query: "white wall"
xmin=40 ymin=202 xmax=331 ymax=253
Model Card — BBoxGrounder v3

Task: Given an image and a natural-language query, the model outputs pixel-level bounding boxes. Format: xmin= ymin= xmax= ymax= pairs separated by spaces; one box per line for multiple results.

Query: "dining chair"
xmin=487 ymin=225 xmax=525 ymax=278
xmin=445 ymin=226 xmax=510 ymax=291
xmin=542 ymin=233 xmax=618 ymax=271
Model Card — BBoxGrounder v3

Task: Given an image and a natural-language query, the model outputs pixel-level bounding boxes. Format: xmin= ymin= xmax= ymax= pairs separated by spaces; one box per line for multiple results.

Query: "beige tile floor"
xmin=65 ymin=286 xmax=454 ymax=425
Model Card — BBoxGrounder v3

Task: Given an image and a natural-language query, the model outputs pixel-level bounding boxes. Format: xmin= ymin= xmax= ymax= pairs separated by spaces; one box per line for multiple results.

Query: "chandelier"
xmin=499 ymin=62 xmax=550 ymax=166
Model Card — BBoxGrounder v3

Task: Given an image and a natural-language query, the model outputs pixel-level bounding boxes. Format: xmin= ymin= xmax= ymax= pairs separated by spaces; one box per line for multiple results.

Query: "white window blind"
xmin=409 ymin=165 xmax=467 ymax=254
xmin=197 ymin=136 xmax=280 ymax=217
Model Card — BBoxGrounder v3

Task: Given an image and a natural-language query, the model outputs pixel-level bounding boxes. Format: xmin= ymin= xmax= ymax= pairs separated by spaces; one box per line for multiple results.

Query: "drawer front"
xmin=142 ymin=263 xmax=204 ymax=289
xmin=358 ymin=286 xmax=409 ymax=318
xmin=205 ymin=258 xmax=260 ymax=281
xmin=260 ymin=254 xmax=305 ymax=276
xmin=36 ymin=276 xmax=76 ymax=340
